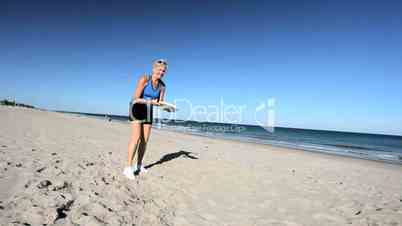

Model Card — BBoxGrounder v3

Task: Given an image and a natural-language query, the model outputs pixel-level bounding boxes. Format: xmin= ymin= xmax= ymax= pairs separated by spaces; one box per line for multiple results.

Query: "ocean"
xmin=59 ymin=111 xmax=402 ymax=165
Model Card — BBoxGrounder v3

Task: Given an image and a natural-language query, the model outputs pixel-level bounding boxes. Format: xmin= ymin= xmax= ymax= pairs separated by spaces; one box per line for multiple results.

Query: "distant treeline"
xmin=0 ymin=99 xmax=35 ymax=109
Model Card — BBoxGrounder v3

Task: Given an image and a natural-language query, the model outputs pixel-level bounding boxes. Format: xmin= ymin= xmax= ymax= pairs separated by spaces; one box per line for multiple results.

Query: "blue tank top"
xmin=142 ymin=76 xmax=161 ymax=100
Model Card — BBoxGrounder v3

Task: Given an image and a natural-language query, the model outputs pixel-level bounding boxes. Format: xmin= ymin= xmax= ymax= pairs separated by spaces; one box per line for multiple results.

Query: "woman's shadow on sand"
xmin=144 ymin=150 xmax=198 ymax=170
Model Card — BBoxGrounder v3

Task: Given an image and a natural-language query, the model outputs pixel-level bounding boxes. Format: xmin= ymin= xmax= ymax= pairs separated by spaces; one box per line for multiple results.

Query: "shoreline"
xmin=154 ymin=128 xmax=402 ymax=170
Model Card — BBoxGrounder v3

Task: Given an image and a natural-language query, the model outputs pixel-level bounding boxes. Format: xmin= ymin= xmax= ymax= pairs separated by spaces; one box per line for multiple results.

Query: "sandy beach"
xmin=0 ymin=106 xmax=401 ymax=226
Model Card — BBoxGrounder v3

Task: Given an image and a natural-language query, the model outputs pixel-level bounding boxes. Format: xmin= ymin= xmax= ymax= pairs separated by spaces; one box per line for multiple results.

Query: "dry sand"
xmin=0 ymin=106 xmax=401 ymax=226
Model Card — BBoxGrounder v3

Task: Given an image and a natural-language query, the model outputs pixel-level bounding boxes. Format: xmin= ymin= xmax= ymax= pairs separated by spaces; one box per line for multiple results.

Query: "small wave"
xmin=319 ymin=143 xmax=382 ymax=152
xmin=330 ymin=144 xmax=374 ymax=150
xmin=374 ymin=153 xmax=400 ymax=161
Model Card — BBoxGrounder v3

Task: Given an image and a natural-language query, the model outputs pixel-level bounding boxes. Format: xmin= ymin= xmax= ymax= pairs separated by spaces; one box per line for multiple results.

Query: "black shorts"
xmin=129 ymin=101 xmax=153 ymax=124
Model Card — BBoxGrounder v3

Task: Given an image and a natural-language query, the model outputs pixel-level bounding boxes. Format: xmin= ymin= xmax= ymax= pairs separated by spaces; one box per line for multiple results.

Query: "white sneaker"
xmin=123 ymin=167 xmax=135 ymax=180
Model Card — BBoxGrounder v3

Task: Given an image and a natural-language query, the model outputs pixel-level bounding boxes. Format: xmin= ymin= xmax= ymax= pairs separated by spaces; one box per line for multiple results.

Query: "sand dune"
xmin=0 ymin=106 xmax=401 ymax=226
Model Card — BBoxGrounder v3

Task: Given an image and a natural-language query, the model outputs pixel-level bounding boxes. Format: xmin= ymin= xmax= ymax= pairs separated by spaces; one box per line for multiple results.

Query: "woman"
xmin=123 ymin=59 xmax=167 ymax=180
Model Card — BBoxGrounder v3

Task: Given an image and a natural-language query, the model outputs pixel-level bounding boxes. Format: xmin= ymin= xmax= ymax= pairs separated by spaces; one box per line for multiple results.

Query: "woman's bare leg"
xmin=137 ymin=123 xmax=152 ymax=167
xmin=127 ymin=122 xmax=142 ymax=167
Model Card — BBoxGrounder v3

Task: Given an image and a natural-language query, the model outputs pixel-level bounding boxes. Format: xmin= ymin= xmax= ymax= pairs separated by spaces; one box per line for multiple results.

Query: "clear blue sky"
xmin=1 ymin=0 xmax=401 ymax=135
